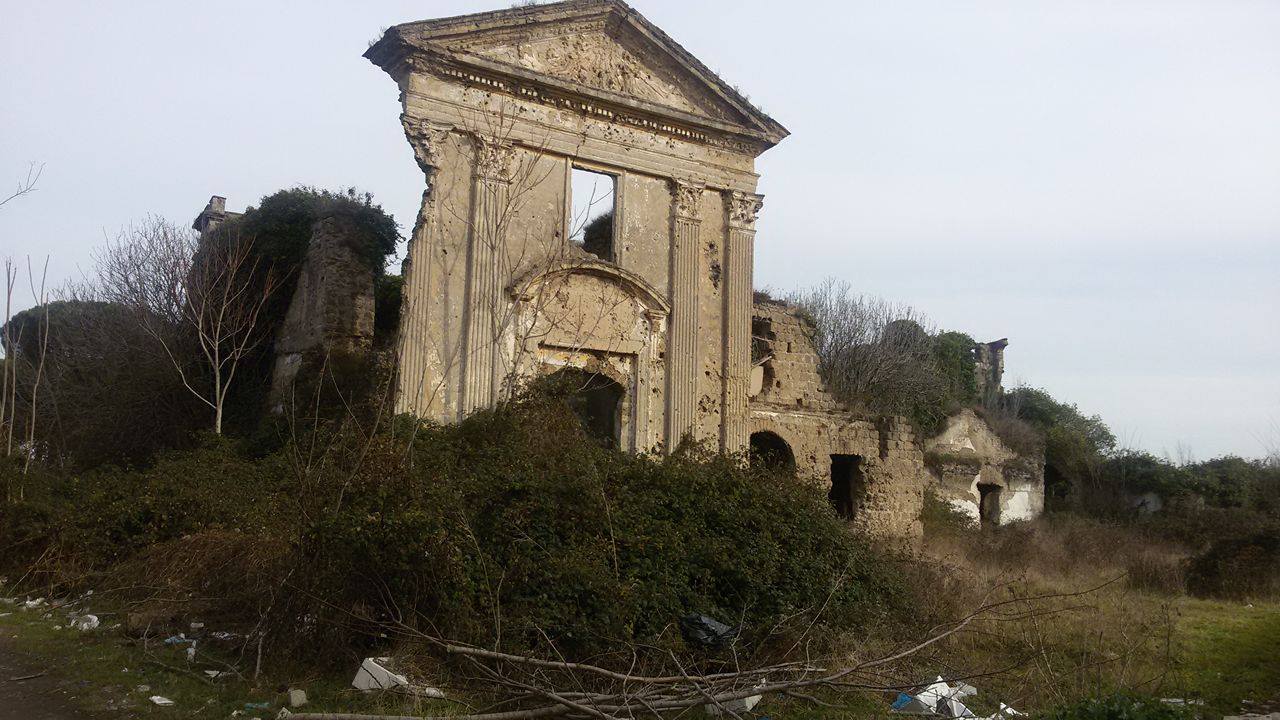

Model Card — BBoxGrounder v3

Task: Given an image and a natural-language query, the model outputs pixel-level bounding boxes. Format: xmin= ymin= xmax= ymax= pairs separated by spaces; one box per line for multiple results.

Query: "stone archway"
xmin=749 ymin=430 xmax=795 ymax=471
xmin=509 ymin=260 xmax=670 ymax=453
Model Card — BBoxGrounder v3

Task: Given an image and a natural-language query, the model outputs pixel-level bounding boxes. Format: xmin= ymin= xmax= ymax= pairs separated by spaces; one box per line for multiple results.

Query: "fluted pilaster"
xmin=721 ymin=191 xmax=763 ymax=452
xmin=666 ymin=179 xmax=703 ymax=450
xmin=460 ymin=135 xmax=516 ymax=417
xmin=395 ymin=118 xmax=452 ymax=416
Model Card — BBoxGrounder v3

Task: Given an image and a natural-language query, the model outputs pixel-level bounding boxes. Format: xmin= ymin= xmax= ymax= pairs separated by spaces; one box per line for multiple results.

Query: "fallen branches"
xmin=285 ymin=579 xmax=1106 ymax=720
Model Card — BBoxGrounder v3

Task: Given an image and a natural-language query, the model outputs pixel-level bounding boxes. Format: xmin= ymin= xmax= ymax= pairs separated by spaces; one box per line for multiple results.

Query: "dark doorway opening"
xmin=749 ymin=431 xmax=794 ymax=472
xmin=551 ymin=368 xmax=624 ymax=448
xmin=978 ymin=484 xmax=1001 ymax=526
xmin=829 ymin=454 xmax=866 ymax=520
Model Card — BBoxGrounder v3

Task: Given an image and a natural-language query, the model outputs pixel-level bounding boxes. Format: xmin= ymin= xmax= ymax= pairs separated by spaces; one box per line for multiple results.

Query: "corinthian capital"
xmin=670 ymin=179 xmax=704 ymax=222
xmin=473 ymin=135 xmax=517 ymax=183
xmin=401 ymin=116 xmax=453 ymax=174
xmin=726 ymin=191 xmax=765 ymax=229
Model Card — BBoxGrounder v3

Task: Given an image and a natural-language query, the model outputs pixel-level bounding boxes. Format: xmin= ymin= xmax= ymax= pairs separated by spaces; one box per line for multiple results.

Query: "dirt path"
xmin=0 ymin=634 xmax=107 ymax=720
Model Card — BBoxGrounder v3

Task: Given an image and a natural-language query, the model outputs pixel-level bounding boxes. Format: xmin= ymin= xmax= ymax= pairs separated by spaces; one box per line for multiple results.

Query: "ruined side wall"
xmin=748 ymin=301 xmax=926 ymax=541
xmin=269 ymin=216 xmax=376 ymax=407
xmin=925 ymin=409 xmax=1045 ymax=524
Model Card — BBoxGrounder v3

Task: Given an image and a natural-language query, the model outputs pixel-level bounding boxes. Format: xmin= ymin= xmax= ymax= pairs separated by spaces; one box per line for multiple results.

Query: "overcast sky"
xmin=2 ymin=1 xmax=1277 ymax=459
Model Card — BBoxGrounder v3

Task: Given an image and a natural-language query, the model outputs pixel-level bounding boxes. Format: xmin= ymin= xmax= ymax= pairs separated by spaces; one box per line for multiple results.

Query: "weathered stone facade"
xmin=365 ymin=0 xmax=786 ymax=454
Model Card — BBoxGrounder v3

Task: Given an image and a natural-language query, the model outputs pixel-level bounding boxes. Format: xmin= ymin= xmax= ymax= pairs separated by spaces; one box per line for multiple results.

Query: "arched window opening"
xmin=551 ymin=368 xmax=624 ymax=448
xmin=749 ymin=431 xmax=794 ymax=472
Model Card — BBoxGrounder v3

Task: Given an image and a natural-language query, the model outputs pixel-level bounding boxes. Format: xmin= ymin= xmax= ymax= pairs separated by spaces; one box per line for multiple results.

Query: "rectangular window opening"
xmin=569 ymin=167 xmax=616 ymax=261
xmin=829 ymin=454 xmax=867 ymax=520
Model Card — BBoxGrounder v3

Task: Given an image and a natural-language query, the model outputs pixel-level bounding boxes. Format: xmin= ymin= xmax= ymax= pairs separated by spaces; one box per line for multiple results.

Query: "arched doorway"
xmin=550 ymin=368 xmax=625 ymax=448
xmin=749 ymin=431 xmax=795 ymax=471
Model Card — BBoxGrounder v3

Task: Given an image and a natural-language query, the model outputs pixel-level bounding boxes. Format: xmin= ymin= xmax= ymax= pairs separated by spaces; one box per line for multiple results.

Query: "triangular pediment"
xmin=367 ymin=0 xmax=788 ymax=147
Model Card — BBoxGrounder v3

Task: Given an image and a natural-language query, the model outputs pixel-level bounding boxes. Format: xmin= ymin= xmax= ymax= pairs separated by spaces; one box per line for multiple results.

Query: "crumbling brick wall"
xmin=748 ymin=300 xmax=927 ymax=542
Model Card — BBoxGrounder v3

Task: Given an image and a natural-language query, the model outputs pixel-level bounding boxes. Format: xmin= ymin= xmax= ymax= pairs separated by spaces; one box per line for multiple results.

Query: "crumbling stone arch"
xmin=749 ymin=430 xmax=795 ymax=471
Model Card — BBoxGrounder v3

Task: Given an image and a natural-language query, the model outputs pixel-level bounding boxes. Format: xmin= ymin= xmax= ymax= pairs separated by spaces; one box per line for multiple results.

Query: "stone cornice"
xmin=416 ymin=50 xmax=772 ymax=157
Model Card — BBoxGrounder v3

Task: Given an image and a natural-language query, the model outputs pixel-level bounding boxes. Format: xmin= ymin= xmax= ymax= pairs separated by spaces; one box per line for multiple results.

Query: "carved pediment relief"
xmin=468 ymin=29 xmax=718 ymax=119
xmin=367 ymin=1 xmax=789 ymax=149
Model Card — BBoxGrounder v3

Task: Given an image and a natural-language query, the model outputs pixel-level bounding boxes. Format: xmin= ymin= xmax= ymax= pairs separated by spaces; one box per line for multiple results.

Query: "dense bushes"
xmin=0 ymin=390 xmax=910 ymax=664
xmin=299 ymin=392 xmax=909 ymax=658
xmin=1035 ymin=694 xmax=1196 ymax=720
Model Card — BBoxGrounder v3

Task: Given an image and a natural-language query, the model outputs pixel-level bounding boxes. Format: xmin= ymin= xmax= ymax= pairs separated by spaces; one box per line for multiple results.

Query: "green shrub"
xmin=921 ymin=486 xmax=975 ymax=534
xmin=297 ymin=393 xmax=911 ymax=659
xmin=1035 ymin=693 xmax=1196 ymax=720
xmin=3 ymin=389 xmax=915 ymax=664
xmin=1186 ymin=526 xmax=1280 ymax=600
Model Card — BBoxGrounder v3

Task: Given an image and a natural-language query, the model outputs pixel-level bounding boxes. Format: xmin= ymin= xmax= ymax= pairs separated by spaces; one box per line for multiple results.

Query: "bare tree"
xmin=95 ymin=218 xmax=277 ymax=434
xmin=787 ymin=278 xmax=946 ymax=419
xmin=0 ymin=162 xmax=43 ymax=210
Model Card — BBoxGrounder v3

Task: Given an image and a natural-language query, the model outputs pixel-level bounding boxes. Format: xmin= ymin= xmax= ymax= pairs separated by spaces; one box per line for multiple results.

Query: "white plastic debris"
xmin=892 ymin=676 xmax=999 ymax=719
xmin=351 ymin=657 xmax=444 ymax=698
xmin=149 ymin=695 xmax=175 ymax=706
xmin=288 ymin=689 xmax=308 ymax=708
xmin=704 ymin=693 xmax=762 ymax=716
xmin=353 ymin=657 xmax=410 ymax=692
xmin=186 ymin=643 xmax=197 ymax=662
xmin=72 ymin=614 xmax=100 ymax=631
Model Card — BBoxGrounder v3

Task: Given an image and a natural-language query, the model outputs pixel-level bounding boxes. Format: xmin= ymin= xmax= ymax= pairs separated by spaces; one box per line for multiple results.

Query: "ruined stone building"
xmin=363 ymin=0 xmax=784 ymax=455
xmin=199 ymin=0 xmax=1043 ymax=539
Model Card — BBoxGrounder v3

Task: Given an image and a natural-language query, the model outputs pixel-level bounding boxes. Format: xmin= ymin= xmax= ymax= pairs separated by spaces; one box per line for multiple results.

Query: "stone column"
xmin=395 ymin=118 xmax=453 ymax=417
xmin=666 ymin=179 xmax=703 ymax=450
xmin=460 ymin=135 xmax=516 ymax=418
xmin=637 ymin=308 xmax=667 ymax=452
xmin=721 ymin=191 xmax=763 ymax=453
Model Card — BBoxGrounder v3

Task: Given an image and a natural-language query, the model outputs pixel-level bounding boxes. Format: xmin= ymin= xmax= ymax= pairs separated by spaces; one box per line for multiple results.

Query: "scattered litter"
xmin=210 ymin=631 xmax=238 ymax=641
xmin=679 ymin=613 xmax=739 ymax=649
xmin=71 ymin=614 xmax=99 ymax=631
xmin=185 ymin=643 xmax=197 ymax=662
xmin=52 ymin=625 xmax=63 ymax=630
xmin=149 ymin=695 xmax=175 ymax=706
xmin=288 ymin=689 xmax=308 ymax=708
xmin=890 ymin=677 xmax=1020 ymax=719
xmin=21 ymin=598 xmax=46 ymax=611
xmin=190 ymin=621 xmax=205 ymax=632
xmin=163 ymin=633 xmax=195 ymax=645
xmin=353 ymin=657 xmax=410 ymax=691
xmin=204 ymin=669 xmax=232 ymax=680
xmin=705 ymin=687 xmax=764 ymax=716
xmin=351 ymin=657 xmax=444 ymax=698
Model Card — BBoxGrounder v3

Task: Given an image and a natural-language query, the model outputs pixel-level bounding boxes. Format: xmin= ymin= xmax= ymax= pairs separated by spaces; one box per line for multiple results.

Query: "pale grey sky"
xmin=2 ymin=1 xmax=1277 ymax=459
